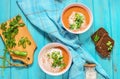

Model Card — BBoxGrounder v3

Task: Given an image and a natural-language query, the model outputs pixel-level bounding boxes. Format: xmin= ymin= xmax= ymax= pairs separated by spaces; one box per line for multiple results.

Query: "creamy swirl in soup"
xmin=40 ymin=47 xmax=69 ymax=73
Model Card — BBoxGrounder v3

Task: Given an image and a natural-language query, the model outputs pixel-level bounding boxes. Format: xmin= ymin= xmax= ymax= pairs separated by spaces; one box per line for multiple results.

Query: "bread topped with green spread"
xmin=91 ymin=27 xmax=114 ymax=58
xmin=96 ymin=34 xmax=114 ymax=58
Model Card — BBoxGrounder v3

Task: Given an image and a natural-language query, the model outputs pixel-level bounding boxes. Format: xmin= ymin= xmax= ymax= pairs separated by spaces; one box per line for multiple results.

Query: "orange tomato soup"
xmin=62 ymin=6 xmax=90 ymax=32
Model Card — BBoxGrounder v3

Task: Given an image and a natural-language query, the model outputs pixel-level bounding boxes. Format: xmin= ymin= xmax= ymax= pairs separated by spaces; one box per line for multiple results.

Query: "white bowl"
xmin=61 ymin=3 xmax=93 ymax=34
xmin=38 ymin=43 xmax=72 ymax=76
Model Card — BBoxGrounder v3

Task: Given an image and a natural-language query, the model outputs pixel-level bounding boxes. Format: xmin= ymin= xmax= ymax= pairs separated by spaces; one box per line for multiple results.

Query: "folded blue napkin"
xmin=17 ymin=0 xmax=109 ymax=79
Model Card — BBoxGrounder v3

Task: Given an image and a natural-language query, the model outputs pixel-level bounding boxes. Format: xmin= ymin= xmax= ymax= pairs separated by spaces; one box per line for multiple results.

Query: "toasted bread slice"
xmin=91 ymin=27 xmax=108 ymax=44
xmin=96 ymin=34 xmax=114 ymax=58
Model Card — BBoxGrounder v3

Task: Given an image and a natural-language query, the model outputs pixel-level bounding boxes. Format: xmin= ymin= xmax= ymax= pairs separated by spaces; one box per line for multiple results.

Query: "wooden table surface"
xmin=0 ymin=0 xmax=120 ymax=79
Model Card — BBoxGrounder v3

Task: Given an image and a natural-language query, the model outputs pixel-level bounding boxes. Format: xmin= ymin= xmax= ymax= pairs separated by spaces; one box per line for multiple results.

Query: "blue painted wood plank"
xmin=92 ymin=0 xmax=113 ymax=79
xmin=109 ymin=0 xmax=120 ymax=79
xmin=28 ymin=26 xmax=46 ymax=79
xmin=0 ymin=0 xmax=11 ymax=79
xmin=26 ymin=4 xmax=46 ymax=79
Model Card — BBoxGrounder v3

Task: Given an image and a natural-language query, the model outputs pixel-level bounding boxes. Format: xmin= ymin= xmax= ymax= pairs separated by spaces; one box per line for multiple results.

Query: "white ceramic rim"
xmin=38 ymin=43 xmax=72 ymax=76
xmin=61 ymin=3 xmax=93 ymax=34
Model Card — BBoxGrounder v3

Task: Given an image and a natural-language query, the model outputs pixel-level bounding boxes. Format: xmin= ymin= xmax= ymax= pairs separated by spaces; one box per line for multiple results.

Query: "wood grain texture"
xmin=0 ymin=0 xmax=120 ymax=79
xmin=109 ymin=0 xmax=120 ymax=79
xmin=0 ymin=0 xmax=11 ymax=79
xmin=92 ymin=0 xmax=113 ymax=79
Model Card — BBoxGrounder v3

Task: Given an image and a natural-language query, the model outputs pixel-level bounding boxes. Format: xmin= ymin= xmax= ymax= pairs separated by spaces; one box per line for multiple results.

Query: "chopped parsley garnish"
xmin=0 ymin=22 xmax=7 ymax=31
xmin=106 ymin=41 xmax=113 ymax=51
xmin=47 ymin=51 xmax=66 ymax=68
xmin=70 ymin=13 xmax=84 ymax=30
xmin=94 ymin=34 xmax=100 ymax=42
xmin=106 ymin=41 xmax=112 ymax=46
xmin=18 ymin=37 xmax=31 ymax=48
xmin=108 ymin=45 xmax=113 ymax=51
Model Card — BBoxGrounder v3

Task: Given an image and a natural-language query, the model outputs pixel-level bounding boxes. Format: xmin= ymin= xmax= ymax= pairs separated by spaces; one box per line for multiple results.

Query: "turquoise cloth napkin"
xmin=17 ymin=0 xmax=109 ymax=79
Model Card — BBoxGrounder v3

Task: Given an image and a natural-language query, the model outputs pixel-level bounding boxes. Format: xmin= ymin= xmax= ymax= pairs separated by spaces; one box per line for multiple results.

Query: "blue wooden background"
xmin=0 ymin=0 xmax=120 ymax=79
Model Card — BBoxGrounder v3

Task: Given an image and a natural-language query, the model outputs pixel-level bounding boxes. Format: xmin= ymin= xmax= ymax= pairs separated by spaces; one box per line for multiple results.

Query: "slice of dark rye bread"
xmin=96 ymin=34 xmax=114 ymax=58
xmin=91 ymin=28 xmax=108 ymax=44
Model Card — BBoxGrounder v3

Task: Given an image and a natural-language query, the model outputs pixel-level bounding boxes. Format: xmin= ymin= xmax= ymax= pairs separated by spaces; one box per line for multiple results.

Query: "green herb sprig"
xmin=0 ymin=22 xmax=7 ymax=31
xmin=70 ymin=13 xmax=84 ymax=30
xmin=47 ymin=51 xmax=66 ymax=68
xmin=94 ymin=34 xmax=100 ymax=42
xmin=0 ymin=55 xmax=26 ymax=68
xmin=18 ymin=37 xmax=31 ymax=48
